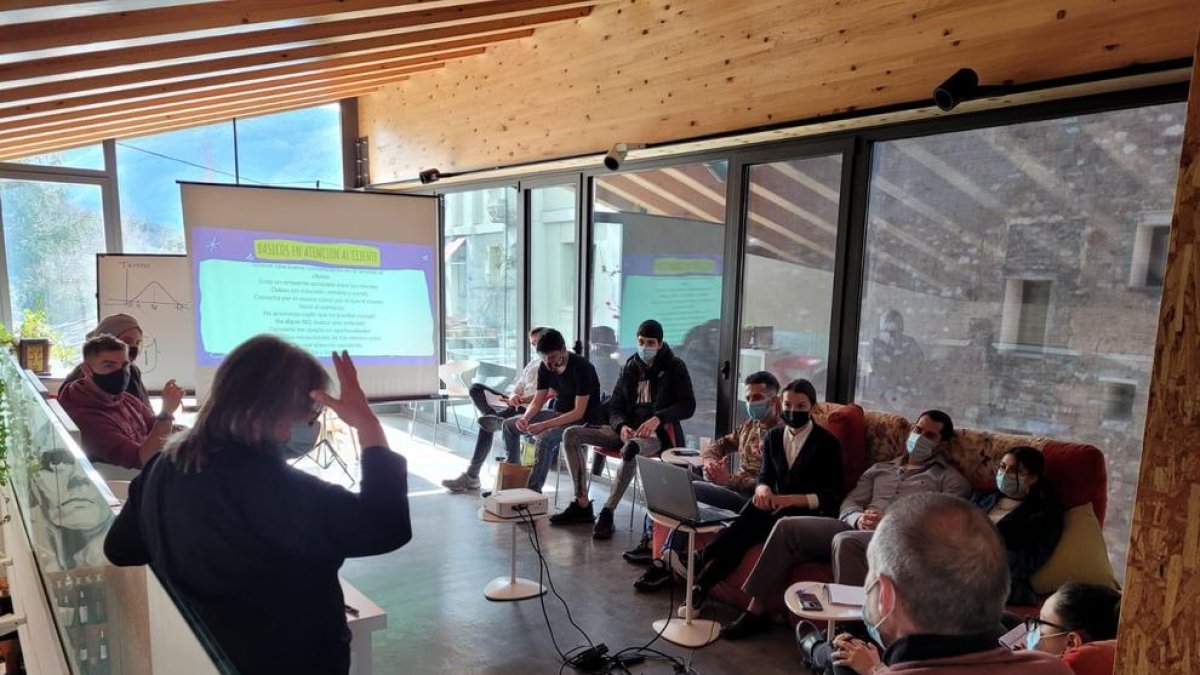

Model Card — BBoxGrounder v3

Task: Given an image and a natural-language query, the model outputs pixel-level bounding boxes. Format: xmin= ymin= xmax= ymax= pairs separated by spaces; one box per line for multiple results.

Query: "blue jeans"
xmin=501 ymin=410 xmax=564 ymax=492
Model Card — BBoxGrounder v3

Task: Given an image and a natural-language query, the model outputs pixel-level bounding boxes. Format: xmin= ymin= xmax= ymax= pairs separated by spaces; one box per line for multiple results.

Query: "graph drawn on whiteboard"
xmin=96 ymin=255 xmax=196 ymax=391
xmin=102 ymin=266 xmax=193 ymax=314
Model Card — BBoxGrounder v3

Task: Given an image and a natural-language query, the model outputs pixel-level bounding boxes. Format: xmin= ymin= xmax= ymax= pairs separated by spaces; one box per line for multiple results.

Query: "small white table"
xmin=341 ymin=577 xmax=386 ymax=675
xmin=479 ymin=508 xmax=549 ymax=601
xmin=646 ymin=511 xmax=725 ymax=648
xmin=660 ymin=448 xmax=703 ymax=469
xmin=784 ymin=580 xmax=862 ymax=636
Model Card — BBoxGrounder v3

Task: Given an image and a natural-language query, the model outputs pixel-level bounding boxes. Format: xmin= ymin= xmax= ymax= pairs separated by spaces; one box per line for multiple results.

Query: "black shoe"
xmin=721 ymin=611 xmax=773 ymax=640
xmin=549 ymin=500 xmax=595 ymax=526
xmin=633 ymin=560 xmax=674 ymax=592
xmin=592 ymin=507 xmax=615 ymax=540
xmin=795 ymin=620 xmax=826 ymax=669
xmin=622 ymin=541 xmax=653 ymax=565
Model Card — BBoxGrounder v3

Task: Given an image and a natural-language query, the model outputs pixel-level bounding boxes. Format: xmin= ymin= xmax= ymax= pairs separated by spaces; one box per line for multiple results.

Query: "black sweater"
xmin=757 ymin=424 xmax=845 ymax=518
xmin=104 ymin=444 xmax=411 ymax=675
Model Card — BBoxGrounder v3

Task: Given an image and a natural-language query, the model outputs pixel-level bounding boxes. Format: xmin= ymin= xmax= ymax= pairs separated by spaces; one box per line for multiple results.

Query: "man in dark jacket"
xmin=550 ymin=319 xmax=695 ymax=540
xmin=685 ymin=379 xmax=845 ymax=638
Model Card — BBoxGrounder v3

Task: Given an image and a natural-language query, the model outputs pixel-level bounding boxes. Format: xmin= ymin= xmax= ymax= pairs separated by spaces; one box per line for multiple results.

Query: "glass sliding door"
xmin=592 ymin=161 xmax=728 ymax=443
xmin=736 ymin=155 xmax=844 ymax=408
xmin=528 ymin=183 xmax=578 ymax=347
xmin=442 ymin=186 xmax=520 ymax=371
xmin=855 ymin=102 xmax=1187 ymax=578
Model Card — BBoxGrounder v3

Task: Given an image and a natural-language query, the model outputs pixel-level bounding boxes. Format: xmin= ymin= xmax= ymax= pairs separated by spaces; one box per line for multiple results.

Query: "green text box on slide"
xmin=198 ymin=259 xmax=434 ymax=357
xmin=618 ymin=274 xmax=722 ymax=346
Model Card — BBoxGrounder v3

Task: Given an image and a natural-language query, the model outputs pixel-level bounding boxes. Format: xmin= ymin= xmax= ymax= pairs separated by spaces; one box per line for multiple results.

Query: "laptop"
xmin=637 ymin=456 xmax=740 ymax=527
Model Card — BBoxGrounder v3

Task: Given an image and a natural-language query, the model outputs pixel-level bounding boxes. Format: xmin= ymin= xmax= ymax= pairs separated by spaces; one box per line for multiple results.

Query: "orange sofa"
xmin=650 ymin=402 xmax=1108 ymax=616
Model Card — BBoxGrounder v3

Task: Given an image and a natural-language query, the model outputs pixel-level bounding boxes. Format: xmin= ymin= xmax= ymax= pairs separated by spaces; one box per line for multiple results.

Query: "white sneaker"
xmin=441 ymin=473 xmax=481 ymax=492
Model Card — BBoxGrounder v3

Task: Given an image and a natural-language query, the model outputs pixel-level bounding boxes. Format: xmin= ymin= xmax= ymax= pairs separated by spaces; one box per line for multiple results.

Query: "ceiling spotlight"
xmin=603 ymin=142 xmax=646 ymax=171
xmin=933 ymin=68 xmax=1006 ymax=111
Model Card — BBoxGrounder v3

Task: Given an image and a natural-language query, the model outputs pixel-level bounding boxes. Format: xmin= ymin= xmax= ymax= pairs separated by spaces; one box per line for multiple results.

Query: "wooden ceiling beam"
xmin=0 ymin=0 xmax=596 ymax=82
xmin=0 ymin=31 xmax=524 ymax=121
xmin=0 ymin=0 xmax=506 ymax=55
xmin=0 ymin=69 xmax=427 ymax=144
xmin=0 ymin=89 xmax=380 ymax=161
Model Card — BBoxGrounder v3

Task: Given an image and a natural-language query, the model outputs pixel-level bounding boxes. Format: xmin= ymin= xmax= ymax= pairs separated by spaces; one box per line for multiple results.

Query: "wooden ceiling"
xmin=0 ymin=0 xmax=609 ymax=161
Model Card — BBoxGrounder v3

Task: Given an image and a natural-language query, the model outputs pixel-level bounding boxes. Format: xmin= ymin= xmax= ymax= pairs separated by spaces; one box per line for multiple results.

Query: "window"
xmin=1129 ymin=212 xmax=1172 ymax=287
xmin=443 ymin=187 xmax=520 ymax=370
xmin=11 ymin=144 xmax=105 ymax=171
xmin=529 ymin=184 xmax=578 ymax=346
xmin=592 ymin=161 xmax=727 ymax=443
xmin=0 ymin=179 xmax=106 ymax=369
xmin=117 ymin=105 xmax=344 ymax=254
xmin=1000 ymin=278 xmax=1052 ymax=349
xmin=856 ymin=102 xmax=1187 ymax=578
xmin=117 ymin=121 xmax=235 ymax=254
xmin=737 ymin=155 xmax=843 ymax=403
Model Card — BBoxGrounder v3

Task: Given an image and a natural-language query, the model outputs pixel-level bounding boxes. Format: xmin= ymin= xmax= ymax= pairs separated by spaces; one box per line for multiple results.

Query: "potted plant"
xmin=9 ymin=307 xmax=58 ymax=376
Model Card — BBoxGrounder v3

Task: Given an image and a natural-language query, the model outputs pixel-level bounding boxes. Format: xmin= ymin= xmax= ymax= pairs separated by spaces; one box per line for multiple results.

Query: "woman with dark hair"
xmin=1028 ymin=582 xmax=1121 ymax=675
xmin=972 ymin=445 xmax=1063 ymax=606
xmin=104 ymin=336 xmax=412 ymax=674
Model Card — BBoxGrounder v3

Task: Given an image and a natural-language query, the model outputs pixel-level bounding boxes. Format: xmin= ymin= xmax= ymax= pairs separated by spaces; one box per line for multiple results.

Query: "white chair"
xmin=410 ymin=360 xmax=481 ymax=445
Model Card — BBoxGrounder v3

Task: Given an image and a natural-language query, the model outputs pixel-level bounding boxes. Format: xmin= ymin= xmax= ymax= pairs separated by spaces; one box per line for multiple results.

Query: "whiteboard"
xmin=96 ymin=254 xmax=196 ymax=392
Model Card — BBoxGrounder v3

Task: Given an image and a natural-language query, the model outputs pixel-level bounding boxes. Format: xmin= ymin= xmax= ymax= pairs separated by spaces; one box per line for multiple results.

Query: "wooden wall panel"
xmin=359 ymin=0 xmax=1200 ymax=182
xmin=1114 ymin=33 xmax=1200 ymax=675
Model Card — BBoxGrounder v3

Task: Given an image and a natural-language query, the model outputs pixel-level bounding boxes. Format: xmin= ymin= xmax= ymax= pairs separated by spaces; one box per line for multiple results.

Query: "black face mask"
xmin=781 ymin=410 xmax=810 ymax=429
xmin=92 ymin=367 xmax=130 ymax=396
xmin=127 ymin=346 xmax=139 ymax=362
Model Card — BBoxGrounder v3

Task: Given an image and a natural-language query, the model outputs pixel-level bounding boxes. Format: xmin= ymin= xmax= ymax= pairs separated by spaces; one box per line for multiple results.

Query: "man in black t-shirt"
xmin=502 ymin=328 xmax=603 ymax=492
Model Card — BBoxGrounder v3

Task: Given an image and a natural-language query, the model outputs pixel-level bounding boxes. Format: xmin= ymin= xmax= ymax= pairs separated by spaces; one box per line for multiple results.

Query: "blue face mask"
xmin=638 ymin=347 xmax=658 ymax=363
xmin=906 ymin=432 xmax=935 ymax=463
xmin=744 ymin=400 xmax=771 ymax=421
xmin=861 ymin=579 xmax=890 ymax=647
xmin=996 ymin=472 xmax=1029 ymax=499
xmin=283 ymin=420 xmax=320 ymax=458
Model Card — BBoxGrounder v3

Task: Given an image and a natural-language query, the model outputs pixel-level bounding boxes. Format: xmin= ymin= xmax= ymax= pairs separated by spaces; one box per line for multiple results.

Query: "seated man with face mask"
xmin=806 ymin=494 xmax=1070 ymax=675
xmin=59 ymin=334 xmax=184 ymax=470
xmin=721 ymin=410 xmax=971 ymax=640
xmin=61 ymin=313 xmax=152 ymax=408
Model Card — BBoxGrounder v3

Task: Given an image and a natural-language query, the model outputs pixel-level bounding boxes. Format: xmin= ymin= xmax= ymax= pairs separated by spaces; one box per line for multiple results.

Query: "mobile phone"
xmin=998 ymin=623 xmax=1029 ymax=651
xmin=796 ymin=591 xmax=823 ymax=612
xmin=675 ymin=449 xmax=700 ymax=457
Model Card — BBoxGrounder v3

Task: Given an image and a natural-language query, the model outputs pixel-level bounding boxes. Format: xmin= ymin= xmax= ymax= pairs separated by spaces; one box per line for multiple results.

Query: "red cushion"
xmin=1042 ymin=442 xmax=1107 ymax=525
xmin=1062 ymin=640 xmax=1116 ymax=675
xmin=822 ymin=403 xmax=869 ymax=492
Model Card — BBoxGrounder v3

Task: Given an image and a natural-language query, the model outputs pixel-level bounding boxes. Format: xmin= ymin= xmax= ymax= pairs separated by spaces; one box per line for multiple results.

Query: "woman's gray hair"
xmin=866 ymin=493 xmax=1010 ymax=635
xmin=168 ymin=335 xmax=330 ymax=472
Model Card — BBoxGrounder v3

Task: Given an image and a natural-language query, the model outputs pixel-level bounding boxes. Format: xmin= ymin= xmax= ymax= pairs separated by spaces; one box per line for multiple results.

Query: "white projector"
xmin=484 ymin=488 xmax=549 ymax=518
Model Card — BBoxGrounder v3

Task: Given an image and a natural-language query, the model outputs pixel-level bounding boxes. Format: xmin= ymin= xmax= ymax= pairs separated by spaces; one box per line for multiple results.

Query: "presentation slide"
xmin=181 ymin=183 xmax=440 ymax=400
xmin=190 ymin=226 xmax=435 ymax=365
xmin=618 ymin=253 xmax=723 ymax=346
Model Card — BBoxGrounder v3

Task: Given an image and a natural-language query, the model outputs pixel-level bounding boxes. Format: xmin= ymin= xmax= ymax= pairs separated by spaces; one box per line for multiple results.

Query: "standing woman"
xmin=104 ymin=336 xmax=411 ymax=674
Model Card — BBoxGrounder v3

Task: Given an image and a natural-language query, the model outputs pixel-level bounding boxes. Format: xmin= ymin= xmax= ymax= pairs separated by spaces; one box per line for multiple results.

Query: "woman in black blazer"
xmin=687 ymin=379 xmax=844 ymax=610
xmin=972 ymin=445 xmax=1063 ymax=606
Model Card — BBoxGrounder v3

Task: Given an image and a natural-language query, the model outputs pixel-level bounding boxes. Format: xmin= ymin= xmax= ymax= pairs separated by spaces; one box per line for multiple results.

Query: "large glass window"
xmin=593 ymin=161 xmax=727 ymax=443
xmin=444 ymin=187 xmax=520 ymax=371
xmin=0 ymin=178 xmax=106 ymax=369
xmin=529 ymin=184 xmax=578 ymax=345
xmin=11 ymin=144 xmax=105 ymax=171
xmin=738 ymin=155 xmax=843 ymax=403
xmin=117 ymin=105 xmax=344 ymax=254
xmin=117 ymin=121 xmax=235 ymax=254
xmin=234 ymin=104 xmax=343 ymax=190
xmin=856 ymin=103 xmax=1187 ymax=577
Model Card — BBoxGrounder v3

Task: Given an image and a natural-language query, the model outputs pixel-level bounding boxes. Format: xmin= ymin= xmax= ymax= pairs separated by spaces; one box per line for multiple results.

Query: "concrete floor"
xmin=307 ymin=406 xmax=811 ymax=674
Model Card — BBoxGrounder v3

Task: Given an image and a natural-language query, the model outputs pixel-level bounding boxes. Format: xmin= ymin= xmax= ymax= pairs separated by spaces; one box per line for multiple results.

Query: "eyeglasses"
xmin=1022 ymin=617 xmax=1069 ymax=649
